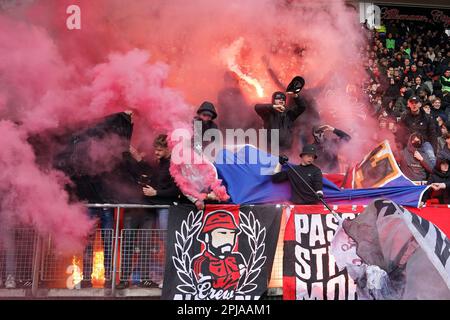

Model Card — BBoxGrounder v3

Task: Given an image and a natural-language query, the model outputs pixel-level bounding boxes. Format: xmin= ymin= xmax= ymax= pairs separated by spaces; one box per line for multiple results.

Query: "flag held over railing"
xmin=214 ymin=144 xmax=430 ymax=207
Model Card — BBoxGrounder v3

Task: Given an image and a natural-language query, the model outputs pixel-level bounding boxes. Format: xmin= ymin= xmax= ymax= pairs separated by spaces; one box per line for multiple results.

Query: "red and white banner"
xmin=282 ymin=204 xmax=450 ymax=300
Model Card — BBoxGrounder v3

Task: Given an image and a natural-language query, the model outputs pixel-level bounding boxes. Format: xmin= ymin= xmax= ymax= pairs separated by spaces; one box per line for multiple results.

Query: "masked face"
xmin=411 ymin=136 xmax=422 ymax=148
xmin=313 ymin=128 xmax=325 ymax=143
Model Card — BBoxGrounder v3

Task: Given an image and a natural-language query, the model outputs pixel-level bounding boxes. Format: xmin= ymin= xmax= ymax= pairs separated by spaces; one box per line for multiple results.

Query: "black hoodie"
xmin=255 ymin=95 xmax=307 ymax=151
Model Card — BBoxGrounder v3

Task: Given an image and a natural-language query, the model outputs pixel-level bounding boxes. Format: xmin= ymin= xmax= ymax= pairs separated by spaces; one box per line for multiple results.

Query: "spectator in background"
xmin=426 ymin=158 xmax=450 ymax=204
xmin=391 ymin=53 xmax=404 ymax=69
xmin=406 ymin=65 xmax=423 ymax=81
xmin=436 ymin=123 xmax=449 ymax=156
xmin=422 ymin=101 xmax=431 ymax=116
xmin=383 ymin=78 xmax=400 ymax=103
xmin=386 ymin=33 xmax=395 ymax=51
xmin=399 ymin=96 xmax=437 ymax=164
xmin=440 ymin=68 xmax=450 ymax=93
xmin=413 ymin=76 xmax=431 ymax=96
xmin=432 ymin=80 xmax=444 ymax=100
xmin=426 ymin=47 xmax=436 ymax=62
xmin=431 ymin=98 xmax=444 ymax=118
xmin=400 ymin=133 xmax=434 ymax=181
xmin=394 ymin=86 xmax=412 ymax=117
xmin=437 ymin=132 xmax=450 ymax=161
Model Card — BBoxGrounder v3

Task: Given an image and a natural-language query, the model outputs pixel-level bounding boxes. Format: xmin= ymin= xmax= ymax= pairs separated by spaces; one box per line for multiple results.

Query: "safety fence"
xmin=0 ymin=204 xmax=282 ymax=298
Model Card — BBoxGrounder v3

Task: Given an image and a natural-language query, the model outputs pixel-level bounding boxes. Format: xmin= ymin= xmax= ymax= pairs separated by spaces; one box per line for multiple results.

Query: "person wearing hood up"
xmin=399 ymin=132 xmax=434 ymax=181
xmin=193 ymin=101 xmax=219 ymax=152
xmin=255 ymin=76 xmax=307 ymax=152
xmin=311 ymin=124 xmax=351 ymax=173
xmin=425 ymin=158 xmax=450 ymax=204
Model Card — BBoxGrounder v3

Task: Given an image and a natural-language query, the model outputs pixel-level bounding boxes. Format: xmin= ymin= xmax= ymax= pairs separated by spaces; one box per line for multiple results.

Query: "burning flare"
xmin=66 ymin=255 xmax=83 ymax=289
xmin=91 ymin=250 xmax=106 ymax=287
xmin=221 ymin=37 xmax=265 ymax=98
xmin=91 ymin=230 xmax=106 ymax=287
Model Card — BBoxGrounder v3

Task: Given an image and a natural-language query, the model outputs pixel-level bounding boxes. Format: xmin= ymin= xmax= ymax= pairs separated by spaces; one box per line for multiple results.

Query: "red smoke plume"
xmin=0 ymin=0 xmax=385 ymax=251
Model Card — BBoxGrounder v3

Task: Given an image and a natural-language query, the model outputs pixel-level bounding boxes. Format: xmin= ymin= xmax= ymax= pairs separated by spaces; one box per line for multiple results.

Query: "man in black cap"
xmin=193 ymin=101 xmax=219 ymax=152
xmin=272 ymin=144 xmax=323 ymax=204
xmin=399 ymin=95 xmax=437 ymax=164
xmin=254 ymin=76 xmax=307 ymax=152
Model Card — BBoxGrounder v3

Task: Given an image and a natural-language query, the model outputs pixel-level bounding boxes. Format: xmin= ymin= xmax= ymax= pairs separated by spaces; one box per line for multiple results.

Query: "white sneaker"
xmin=5 ymin=275 xmax=16 ymax=289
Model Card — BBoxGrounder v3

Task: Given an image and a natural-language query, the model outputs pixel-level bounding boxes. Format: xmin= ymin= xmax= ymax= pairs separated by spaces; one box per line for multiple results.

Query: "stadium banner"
xmin=161 ymin=204 xmax=282 ymax=300
xmin=376 ymin=4 xmax=450 ymax=27
xmin=283 ymin=204 xmax=450 ymax=300
xmin=283 ymin=205 xmax=362 ymax=300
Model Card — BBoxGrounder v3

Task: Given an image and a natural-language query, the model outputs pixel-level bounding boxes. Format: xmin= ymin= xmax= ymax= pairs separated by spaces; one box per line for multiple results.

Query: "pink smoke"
xmin=0 ymin=121 xmax=94 ymax=252
xmin=0 ymin=0 xmax=385 ymax=253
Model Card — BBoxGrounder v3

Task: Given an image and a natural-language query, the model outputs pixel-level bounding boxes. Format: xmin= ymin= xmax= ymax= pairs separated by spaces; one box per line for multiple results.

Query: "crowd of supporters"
xmin=361 ymin=19 xmax=450 ymax=202
xmin=2 ymin=15 xmax=450 ymax=290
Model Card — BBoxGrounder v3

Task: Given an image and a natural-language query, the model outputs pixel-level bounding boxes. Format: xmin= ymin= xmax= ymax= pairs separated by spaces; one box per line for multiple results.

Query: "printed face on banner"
xmin=172 ymin=209 xmax=267 ymax=300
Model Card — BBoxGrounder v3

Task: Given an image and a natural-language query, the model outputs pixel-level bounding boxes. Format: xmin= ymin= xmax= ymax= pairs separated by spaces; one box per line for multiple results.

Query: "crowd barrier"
xmin=0 ymin=204 xmax=284 ymax=298
xmin=1 ymin=200 xmax=447 ymax=299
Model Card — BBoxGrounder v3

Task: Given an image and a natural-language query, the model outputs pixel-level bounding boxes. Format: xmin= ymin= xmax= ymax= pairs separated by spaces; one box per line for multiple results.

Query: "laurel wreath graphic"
xmin=173 ymin=209 xmax=267 ymax=296
xmin=236 ymin=210 xmax=267 ymax=294
xmin=173 ymin=210 xmax=203 ymax=294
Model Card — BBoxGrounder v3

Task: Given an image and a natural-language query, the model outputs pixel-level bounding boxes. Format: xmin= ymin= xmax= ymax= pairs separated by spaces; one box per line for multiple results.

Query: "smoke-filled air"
xmin=0 ymin=0 xmax=381 ymax=252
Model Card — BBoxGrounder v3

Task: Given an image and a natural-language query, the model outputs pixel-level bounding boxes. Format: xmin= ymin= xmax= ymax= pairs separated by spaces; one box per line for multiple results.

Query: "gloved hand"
xmin=279 ymin=155 xmax=289 ymax=165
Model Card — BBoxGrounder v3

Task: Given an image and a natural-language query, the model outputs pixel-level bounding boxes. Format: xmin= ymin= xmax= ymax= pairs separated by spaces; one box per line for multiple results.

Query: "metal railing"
xmin=6 ymin=198 xmax=441 ymax=297
xmin=0 ymin=228 xmax=37 ymax=289
xmin=119 ymin=229 xmax=166 ymax=284
xmin=0 ymin=204 xmax=170 ymax=297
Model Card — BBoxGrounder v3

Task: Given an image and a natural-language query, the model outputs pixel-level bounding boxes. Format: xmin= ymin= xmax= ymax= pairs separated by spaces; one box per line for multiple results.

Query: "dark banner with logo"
xmin=376 ymin=4 xmax=450 ymax=27
xmin=161 ymin=204 xmax=282 ymax=300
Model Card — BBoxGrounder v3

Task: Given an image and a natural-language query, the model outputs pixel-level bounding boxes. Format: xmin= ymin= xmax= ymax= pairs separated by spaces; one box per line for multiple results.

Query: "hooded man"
xmin=193 ymin=101 xmax=219 ymax=152
xmin=254 ymin=76 xmax=307 ymax=152
xmin=399 ymin=133 xmax=434 ymax=181
xmin=272 ymin=144 xmax=323 ymax=204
